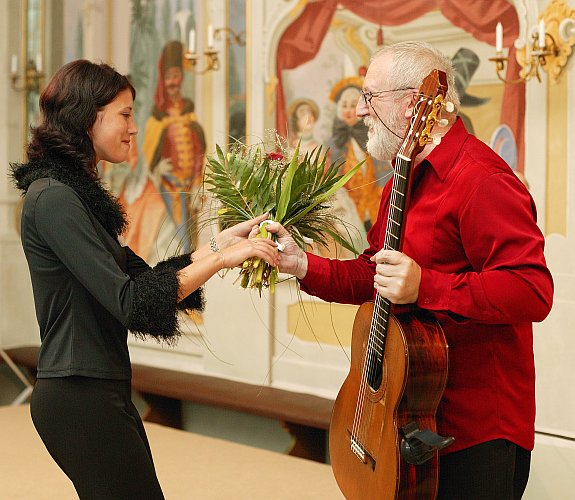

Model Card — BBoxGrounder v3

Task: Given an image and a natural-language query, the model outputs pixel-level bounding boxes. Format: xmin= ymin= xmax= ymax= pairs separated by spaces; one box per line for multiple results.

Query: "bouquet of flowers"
xmin=204 ymin=138 xmax=363 ymax=294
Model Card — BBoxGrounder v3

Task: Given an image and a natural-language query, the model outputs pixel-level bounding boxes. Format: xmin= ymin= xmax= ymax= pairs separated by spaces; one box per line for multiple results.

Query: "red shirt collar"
xmin=419 ymin=117 xmax=469 ymax=182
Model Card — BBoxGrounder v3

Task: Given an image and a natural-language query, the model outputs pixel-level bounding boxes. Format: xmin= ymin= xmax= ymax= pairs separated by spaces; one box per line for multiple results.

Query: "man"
xmin=124 ymin=40 xmax=206 ymax=262
xmin=267 ymin=41 xmax=553 ymax=499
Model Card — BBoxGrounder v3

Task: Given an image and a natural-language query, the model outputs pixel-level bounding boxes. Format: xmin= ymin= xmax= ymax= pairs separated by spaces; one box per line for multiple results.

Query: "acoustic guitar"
xmin=329 ymin=70 xmax=455 ymax=500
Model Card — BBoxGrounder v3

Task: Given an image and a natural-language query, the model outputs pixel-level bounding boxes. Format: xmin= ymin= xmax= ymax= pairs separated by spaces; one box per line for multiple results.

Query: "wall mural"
xmin=275 ymin=1 xmax=523 ymax=260
xmin=271 ymin=1 xmax=524 ymax=365
xmin=122 ymin=38 xmax=206 ymax=260
xmin=98 ymin=0 xmax=206 ymax=327
xmin=98 ymin=0 xmax=205 ymax=269
xmin=228 ymin=0 xmax=247 ymax=143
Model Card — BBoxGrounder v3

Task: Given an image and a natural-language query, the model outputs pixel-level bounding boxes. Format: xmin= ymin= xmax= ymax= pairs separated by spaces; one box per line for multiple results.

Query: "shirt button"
xmin=424 ymin=298 xmax=430 ymax=305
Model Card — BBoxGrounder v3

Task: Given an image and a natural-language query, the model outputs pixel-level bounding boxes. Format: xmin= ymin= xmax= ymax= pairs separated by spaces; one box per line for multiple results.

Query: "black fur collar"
xmin=10 ymin=158 xmax=127 ymax=237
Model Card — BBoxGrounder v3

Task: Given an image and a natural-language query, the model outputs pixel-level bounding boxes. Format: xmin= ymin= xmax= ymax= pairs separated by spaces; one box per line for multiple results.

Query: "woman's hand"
xmin=221 ymin=237 xmax=279 ymax=270
xmin=179 ymin=232 xmax=279 ymax=301
xmin=216 ymin=213 xmax=271 ymax=250
xmin=261 ymin=221 xmax=308 ymax=279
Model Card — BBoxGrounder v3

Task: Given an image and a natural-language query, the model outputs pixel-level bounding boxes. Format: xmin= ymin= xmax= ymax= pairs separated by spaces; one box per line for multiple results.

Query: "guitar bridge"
xmin=349 ymin=433 xmax=376 ymax=470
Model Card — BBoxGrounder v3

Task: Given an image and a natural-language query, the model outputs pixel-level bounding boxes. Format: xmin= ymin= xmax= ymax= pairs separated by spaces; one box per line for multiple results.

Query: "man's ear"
xmin=404 ymin=98 xmax=415 ymax=119
xmin=404 ymin=92 xmax=419 ymax=119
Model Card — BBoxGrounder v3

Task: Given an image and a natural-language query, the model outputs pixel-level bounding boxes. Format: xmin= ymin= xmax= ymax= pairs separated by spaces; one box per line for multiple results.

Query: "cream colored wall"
xmin=0 ymin=0 xmax=39 ymax=351
xmin=529 ymin=0 xmax=575 ymax=439
xmin=521 ymin=1 xmax=575 ymax=496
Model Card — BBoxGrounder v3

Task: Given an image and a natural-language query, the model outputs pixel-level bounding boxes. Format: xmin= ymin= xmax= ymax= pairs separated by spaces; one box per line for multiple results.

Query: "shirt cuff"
xmin=417 ymin=267 xmax=452 ymax=311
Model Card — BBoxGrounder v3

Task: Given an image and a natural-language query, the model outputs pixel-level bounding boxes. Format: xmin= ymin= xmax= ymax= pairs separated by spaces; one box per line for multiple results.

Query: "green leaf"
xmin=321 ymin=227 xmax=360 ymax=255
xmin=275 ymin=140 xmax=300 ymax=222
xmin=204 ymin=137 xmax=365 ymax=293
xmin=284 ymin=159 xmax=365 ymax=227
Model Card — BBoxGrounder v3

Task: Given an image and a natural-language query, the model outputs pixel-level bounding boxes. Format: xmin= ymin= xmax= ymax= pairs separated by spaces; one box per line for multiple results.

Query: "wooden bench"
xmin=2 ymin=346 xmax=334 ymax=462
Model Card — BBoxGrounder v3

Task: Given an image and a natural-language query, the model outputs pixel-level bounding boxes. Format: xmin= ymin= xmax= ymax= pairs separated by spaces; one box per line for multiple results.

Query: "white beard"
xmin=364 ymin=109 xmax=406 ymax=161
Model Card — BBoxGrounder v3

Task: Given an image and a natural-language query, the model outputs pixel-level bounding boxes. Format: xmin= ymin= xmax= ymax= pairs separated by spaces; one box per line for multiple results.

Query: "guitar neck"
xmin=384 ymin=154 xmax=412 ymax=253
xmin=371 ymin=154 xmax=413 ymax=357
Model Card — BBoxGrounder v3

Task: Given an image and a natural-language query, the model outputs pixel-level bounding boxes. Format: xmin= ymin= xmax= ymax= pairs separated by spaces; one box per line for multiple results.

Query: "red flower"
xmin=267 ymin=152 xmax=284 ymax=161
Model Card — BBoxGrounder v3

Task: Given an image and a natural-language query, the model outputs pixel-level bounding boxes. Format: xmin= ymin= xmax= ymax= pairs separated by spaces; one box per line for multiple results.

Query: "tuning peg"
xmin=439 ymin=118 xmax=449 ymax=127
xmin=444 ymin=101 xmax=454 ymax=113
xmin=431 ymin=135 xmax=442 ymax=145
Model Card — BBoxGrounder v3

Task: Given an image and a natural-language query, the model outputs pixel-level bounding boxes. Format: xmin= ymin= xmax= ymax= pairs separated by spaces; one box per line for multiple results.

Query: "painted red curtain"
xmin=276 ymin=0 xmax=525 ymax=170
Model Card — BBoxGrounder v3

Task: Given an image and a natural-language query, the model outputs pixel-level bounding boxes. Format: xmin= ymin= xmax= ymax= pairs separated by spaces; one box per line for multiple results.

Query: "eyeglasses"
xmin=359 ymin=87 xmax=418 ymax=140
xmin=360 ymin=87 xmax=417 ymax=105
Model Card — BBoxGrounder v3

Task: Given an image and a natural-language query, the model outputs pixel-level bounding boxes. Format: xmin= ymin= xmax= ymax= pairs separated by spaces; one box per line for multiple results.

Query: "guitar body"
xmin=329 ymin=302 xmax=449 ymax=499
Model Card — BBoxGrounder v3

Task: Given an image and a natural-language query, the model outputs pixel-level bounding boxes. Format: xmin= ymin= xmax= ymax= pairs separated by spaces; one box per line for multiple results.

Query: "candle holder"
xmin=10 ymin=58 xmax=44 ymax=92
xmin=490 ymin=0 xmax=575 ymax=84
xmin=489 ymin=31 xmax=558 ymax=84
xmin=182 ymin=26 xmax=245 ymax=75
xmin=214 ymin=27 xmax=246 ymax=47
xmin=184 ymin=48 xmax=220 ymax=74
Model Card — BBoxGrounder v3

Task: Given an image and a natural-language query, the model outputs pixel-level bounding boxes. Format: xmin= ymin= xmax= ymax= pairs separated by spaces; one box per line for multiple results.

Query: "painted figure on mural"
xmin=327 ymin=75 xmax=391 ymax=234
xmin=288 ymin=98 xmax=321 ymax=153
xmin=450 ymin=48 xmax=525 ymax=187
xmin=451 ymin=47 xmax=490 ymax=136
xmin=122 ymin=40 xmax=206 ymax=263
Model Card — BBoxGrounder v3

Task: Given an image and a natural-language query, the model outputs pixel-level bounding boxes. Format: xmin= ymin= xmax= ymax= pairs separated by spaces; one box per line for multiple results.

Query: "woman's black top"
xmin=13 ymin=159 xmax=203 ymax=380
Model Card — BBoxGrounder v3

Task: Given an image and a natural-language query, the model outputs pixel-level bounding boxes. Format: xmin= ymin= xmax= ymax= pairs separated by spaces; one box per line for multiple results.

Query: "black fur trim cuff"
xmin=154 ymin=253 xmax=205 ymax=312
xmin=129 ymin=267 xmax=181 ymax=343
xmin=128 ymin=253 xmax=205 ymax=341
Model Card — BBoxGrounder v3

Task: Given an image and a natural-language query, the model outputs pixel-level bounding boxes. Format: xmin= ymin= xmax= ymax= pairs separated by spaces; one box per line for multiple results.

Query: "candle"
xmin=35 ymin=53 xmax=43 ymax=72
xmin=207 ymin=24 xmax=214 ymax=49
xmin=11 ymin=54 xmax=17 ymax=74
xmin=496 ymin=22 xmax=503 ymax=53
xmin=538 ymin=19 xmax=546 ymax=48
xmin=188 ymin=29 xmax=196 ymax=53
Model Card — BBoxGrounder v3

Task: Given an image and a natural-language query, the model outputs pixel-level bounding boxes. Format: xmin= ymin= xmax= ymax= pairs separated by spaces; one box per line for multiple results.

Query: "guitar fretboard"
xmin=366 ymin=155 xmax=412 ymax=384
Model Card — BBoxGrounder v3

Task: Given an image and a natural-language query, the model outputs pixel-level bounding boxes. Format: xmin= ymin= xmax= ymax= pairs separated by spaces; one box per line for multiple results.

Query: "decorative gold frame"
xmin=530 ymin=0 xmax=575 ymax=83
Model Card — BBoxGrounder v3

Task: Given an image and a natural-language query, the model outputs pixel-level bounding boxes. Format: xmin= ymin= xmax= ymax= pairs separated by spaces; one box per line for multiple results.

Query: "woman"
xmin=10 ymin=60 xmax=278 ymax=499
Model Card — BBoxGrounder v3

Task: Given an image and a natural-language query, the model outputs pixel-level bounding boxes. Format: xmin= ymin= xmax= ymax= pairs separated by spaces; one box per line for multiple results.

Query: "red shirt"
xmin=301 ymin=119 xmax=554 ymax=453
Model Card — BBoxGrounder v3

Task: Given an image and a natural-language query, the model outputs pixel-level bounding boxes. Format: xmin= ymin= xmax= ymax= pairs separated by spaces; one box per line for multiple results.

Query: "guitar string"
xmin=352 ymin=165 xmax=402 ymax=454
xmin=351 ymin=151 xmax=401 ymax=455
xmin=350 ymin=98 xmax=424 ymax=458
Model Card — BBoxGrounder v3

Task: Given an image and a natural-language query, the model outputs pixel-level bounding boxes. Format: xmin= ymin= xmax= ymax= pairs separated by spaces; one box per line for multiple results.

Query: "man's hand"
xmin=261 ymin=221 xmax=308 ymax=279
xmin=371 ymin=249 xmax=421 ymax=304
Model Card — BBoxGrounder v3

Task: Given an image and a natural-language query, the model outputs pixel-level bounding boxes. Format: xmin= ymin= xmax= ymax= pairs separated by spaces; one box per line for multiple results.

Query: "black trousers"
xmin=30 ymin=376 xmax=164 ymax=500
xmin=437 ymin=439 xmax=531 ymax=500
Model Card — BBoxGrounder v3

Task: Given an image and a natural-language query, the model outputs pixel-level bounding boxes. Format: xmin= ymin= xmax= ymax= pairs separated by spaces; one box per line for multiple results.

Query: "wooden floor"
xmin=4 ymin=346 xmax=334 ymax=463
xmin=0 ymin=404 xmax=343 ymax=499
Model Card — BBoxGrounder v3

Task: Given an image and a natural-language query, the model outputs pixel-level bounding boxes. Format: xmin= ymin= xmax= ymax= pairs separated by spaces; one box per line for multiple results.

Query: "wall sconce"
xmin=183 ymin=24 xmax=246 ymax=75
xmin=490 ymin=0 xmax=575 ymax=84
xmin=213 ymin=26 xmax=246 ymax=47
xmin=10 ymin=54 xmax=44 ymax=92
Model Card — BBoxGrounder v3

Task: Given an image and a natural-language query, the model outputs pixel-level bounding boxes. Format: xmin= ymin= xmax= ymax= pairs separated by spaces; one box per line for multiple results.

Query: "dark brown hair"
xmin=27 ymin=60 xmax=136 ymax=177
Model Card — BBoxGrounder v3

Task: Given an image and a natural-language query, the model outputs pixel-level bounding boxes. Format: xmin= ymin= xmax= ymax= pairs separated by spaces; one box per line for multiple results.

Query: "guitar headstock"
xmin=398 ymin=69 xmax=449 ymax=161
